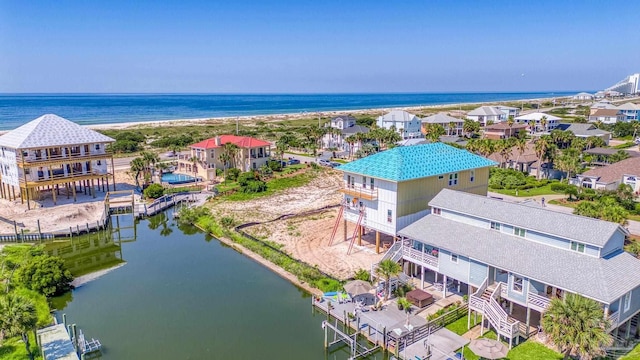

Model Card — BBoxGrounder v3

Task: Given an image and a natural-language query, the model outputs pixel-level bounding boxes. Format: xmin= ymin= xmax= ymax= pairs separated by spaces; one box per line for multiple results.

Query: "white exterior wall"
xmin=377 ymin=119 xmax=422 ymax=140
xmin=342 ymin=173 xmax=399 ymax=235
xmin=0 ymin=147 xmax=19 ymax=187
xmin=623 ymin=175 xmax=640 ymax=193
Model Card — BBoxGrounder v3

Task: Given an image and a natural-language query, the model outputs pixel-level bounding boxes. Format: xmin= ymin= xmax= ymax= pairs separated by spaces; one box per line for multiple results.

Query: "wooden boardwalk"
xmin=37 ymin=324 xmax=79 ymax=360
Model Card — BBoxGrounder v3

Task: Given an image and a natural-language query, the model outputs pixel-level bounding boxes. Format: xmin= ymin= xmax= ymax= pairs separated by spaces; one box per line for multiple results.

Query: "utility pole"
xmin=236 ymin=117 xmax=239 ymax=135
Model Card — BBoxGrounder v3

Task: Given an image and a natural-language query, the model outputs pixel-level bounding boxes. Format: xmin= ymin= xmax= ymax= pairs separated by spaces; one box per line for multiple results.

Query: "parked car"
xmin=329 ymin=162 xmax=341 ymax=168
xmin=318 ymin=159 xmax=331 ymax=166
xmin=287 ymin=158 xmax=301 ymax=165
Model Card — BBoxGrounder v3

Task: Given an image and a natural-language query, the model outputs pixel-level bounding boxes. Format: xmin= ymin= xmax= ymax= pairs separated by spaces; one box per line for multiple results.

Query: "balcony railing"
xmin=608 ymin=311 xmax=620 ymax=331
xmin=19 ymin=169 xmax=110 ymax=184
xmin=527 ymin=292 xmax=552 ymax=312
xmin=19 ymin=151 xmax=111 ymax=167
xmin=339 ymin=183 xmax=378 ymax=201
xmin=401 ymin=246 xmax=439 ymax=268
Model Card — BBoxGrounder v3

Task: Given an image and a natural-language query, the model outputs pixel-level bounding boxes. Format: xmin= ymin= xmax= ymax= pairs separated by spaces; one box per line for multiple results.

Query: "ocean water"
xmin=0 ymin=92 xmax=579 ymax=130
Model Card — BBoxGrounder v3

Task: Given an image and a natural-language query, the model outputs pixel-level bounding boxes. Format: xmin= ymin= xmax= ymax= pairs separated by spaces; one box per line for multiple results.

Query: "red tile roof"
xmin=190 ymin=135 xmax=271 ymax=149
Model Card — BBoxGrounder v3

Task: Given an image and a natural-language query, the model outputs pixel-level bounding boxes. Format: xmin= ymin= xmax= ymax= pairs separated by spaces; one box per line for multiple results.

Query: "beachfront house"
xmin=376 ymin=110 xmax=422 ymax=140
xmin=572 ymin=92 xmax=595 ymax=101
xmin=495 ymin=106 xmax=520 ymax=120
xmin=573 ymin=157 xmax=640 ymax=192
xmin=321 ymin=115 xmax=370 ymax=154
xmin=0 ymin=114 xmax=116 ymax=209
xmin=589 ymin=109 xmax=625 ymax=124
xmin=333 ymin=143 xmax=495 ymax=253
xmin=555 ymin=123 xmax=611 ymax=145
xmin=421 ymin=113 xmax=464 ymax=136
xmin=617 ymin=102 xmax=640 ymax=122
xmin=514 ymin=112 xmax=560 ymax=132
xmin=386 ymin=189 xmax=640 ymax=347
xmin=177 ymin=135 xmax=271 ymax=181
xmin=466 ymin=106 xmax=506 ymax=126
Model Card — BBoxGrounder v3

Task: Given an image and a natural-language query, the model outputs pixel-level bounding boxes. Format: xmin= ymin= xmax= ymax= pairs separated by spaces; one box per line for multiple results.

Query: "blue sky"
xmin=1 ymin=0 xmax=638 ymax=93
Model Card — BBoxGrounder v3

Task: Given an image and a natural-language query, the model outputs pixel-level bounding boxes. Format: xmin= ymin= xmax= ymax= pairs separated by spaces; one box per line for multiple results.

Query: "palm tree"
xmin=540 ymin=116 xmax=548 ymax=132
xmin=448 ymin=121 xmax=456 ymax=136
xmin=512 ymin=137 xmax=527 ymax=170
xmin=129 ymin=157 xmax=145 ymax=188
xmin=0 ymin=294 xmax=37 ymax=360
xmin=375 ymin=259 xmax=401 ymax=301
xmin=542 ymin=293 xmax=612 ymax=359
xmin=397 ymin=297 xmax=413 ymax=325
xmin=219 ymin=142 xmax=239 ymax=177
xmin=345 ymin=135 xmax=357 ymax=159
xmin=463 ymin=118 xmax=480 ymax=138
xmin=528 ymin=119 xmax=537 ymax=134
xmin=497 ymin=139 xmax=514 ymax=168
xmin=534 ymin=136 xmax=551 ymax=179
xmin=424 ymin=124 xmax=446 ymax=143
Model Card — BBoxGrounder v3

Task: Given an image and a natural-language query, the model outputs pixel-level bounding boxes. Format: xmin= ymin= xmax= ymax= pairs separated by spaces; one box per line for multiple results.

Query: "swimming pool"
xmin=161 ymin=172 xmax=197 ymax=185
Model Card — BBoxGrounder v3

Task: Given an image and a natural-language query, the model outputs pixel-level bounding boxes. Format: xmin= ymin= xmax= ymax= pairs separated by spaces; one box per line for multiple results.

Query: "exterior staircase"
xmin=469 ymin=279 xmax=521 ymax=346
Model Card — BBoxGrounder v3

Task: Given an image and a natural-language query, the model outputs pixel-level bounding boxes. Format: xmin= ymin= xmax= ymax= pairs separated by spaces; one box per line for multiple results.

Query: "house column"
xmin=509 ymin=302 xmax=514 ymax=315
xmin=526 ymin=307 xmax=531 ymax=337
xmin=443 ymin=275 xmax=447 ymax=298
xmin=110 ymin=155 xmax=117 ymax=190
xmin=625 ymin=319 xmax=632 ymax=340
xmin=375 ymin=231 xmax=380 ymax=254
xmin=421 ymin=265 xmax=425 ymax=289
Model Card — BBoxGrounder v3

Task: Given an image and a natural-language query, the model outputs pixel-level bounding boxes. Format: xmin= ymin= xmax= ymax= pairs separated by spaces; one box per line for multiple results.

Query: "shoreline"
xmin=0 ymin=94 xmax=570 ymax=134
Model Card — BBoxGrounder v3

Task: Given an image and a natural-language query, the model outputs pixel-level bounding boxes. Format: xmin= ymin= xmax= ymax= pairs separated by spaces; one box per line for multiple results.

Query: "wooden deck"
xmin=37 ymin=324 xmax=79 ymax=360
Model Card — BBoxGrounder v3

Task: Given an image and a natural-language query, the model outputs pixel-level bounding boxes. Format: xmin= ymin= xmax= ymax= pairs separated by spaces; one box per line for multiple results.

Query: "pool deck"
xmin=37 ymin=324 xmax=79 ymax=360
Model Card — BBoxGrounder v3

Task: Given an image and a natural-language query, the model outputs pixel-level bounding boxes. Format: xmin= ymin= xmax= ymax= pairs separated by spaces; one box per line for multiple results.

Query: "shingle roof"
xmin=0 ymin=114 xmax=114 ymax=149
xmin=555 ymin=123 xmax=611 ymax=137
xmin=341 ymin=125 xmax=369 ymax=135
xmin=580 ymin=157 xmax=640 ymax=184
xmin=377 ymin=110 xmax=419 ymax=123
xmin=398 ymin=214 xmax=640 ymax=304
xmin=484 ymin=123 xmax=528 ymax=131
xmin=591 ymin=109 xmax=622 ymax=117
xmin=422 ymin=113 xmax=464 ymax=124
xmin=617 ymin=102 xmax=640 ymax=111
xmin=336 ymin=143 xmax=496 ymax=182
xmin=191 ymin=135 xmax=271 ymax=149
xmin=468 ymin=106 xmax=505 ymax=116
xmin=514 ymin=112 xmax=561 ymax=121
xmin=429 ymin=189 xmax=624 ymax=247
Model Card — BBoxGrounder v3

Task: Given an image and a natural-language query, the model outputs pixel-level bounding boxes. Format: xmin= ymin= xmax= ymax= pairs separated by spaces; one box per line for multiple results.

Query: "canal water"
xmin=47 ymin=211 xmax=382 ymax=360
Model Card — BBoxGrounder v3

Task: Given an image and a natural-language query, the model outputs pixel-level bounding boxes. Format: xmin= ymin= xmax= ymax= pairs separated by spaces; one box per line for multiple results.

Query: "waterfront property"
xmin=332 ymin=143 xmax=495 ymax=253
xmin=572 ymin=157 xmax=640 ymax=192
xmin=606 ymin=73 xmax=640 ymax=95
xmin=572 ymin=92 xmax=595 ymax=101
xmin=0 ymin=114 xmax=116 ymax=209
xmin=421 ymin=113 xmax=464 ymax=136
xmin=466 ymin=106 xmax=506 ymax=126
xmin=177 ymin=135 xmax=271 ymax=181
xmin=482 ymin=122 xmax=528 ymax=140
xmin=495 ymin=105 xmax=520 ymax=120
xmin=321 ymin=115 xmax=370 ymax=153
xmin=513 ymin=112 xmax=560 ymax=132
xmin=555 ymin=123 xmax=612 ymax=145
xmin=589 ymin=109 xmax=626 ymax=124
xmin=376 ymin=110 xmax=422 ymax=140
xmin=386 ymin=189 xmax=640 ymax=347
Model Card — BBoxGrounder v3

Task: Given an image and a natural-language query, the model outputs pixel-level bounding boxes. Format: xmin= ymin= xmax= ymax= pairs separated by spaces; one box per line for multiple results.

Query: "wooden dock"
xmin=37 ymin=324 xmax=79 ymax=360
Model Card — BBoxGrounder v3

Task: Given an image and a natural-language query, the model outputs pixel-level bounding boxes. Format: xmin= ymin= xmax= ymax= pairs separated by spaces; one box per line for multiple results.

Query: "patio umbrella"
xmin=468 ymin=338 xmax=508 ymax=359
xmin=343 ymin=280 xmax=374 ymax=296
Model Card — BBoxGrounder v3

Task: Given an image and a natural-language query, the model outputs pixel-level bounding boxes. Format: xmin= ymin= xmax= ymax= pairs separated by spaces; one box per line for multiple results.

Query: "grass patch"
xmin=222 ymin=171 xmax=315 ymax=201
xmin=0 ymin=333 xmax=42 ymax=360
xmin=459 ymin=332 xmax=562 ymax=360
xmin=445 ymin=313 xmax=481 ymax=336
xmin=621 ymin=342 xmax=640 ymax=359
xmin=490 ymin=184 xmax=561 ymax=197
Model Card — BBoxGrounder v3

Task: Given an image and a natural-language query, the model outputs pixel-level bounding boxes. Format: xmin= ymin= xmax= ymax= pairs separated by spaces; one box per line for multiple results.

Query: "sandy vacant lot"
xmin=210 ymin=169 xmax=384 ymax=280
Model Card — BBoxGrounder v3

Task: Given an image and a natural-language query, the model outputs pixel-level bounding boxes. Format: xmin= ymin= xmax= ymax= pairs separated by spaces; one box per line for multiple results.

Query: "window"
xmin=490 ymin=222 xmax=501 ymax=230
xmin=512 ymin=275 xmax=523 ymax=293
xmin=432 ymin=207 xmax=441 ymax=215
xmin=513 ymin=227 xmax=526 ymax=237
xmin=450 ymin=253 xmax=458 ymax=263
xmin=95 ymin=144 xmax=100 ymax=150
xmin=470 ymin=170 xmax=475 ymax=182
xmin=252 ymin=162 xmax=256 ymax=169
xmin=362 ymin=176 xmax=367 ymax=189
xmin=448 ymin=173 xmax=458 ymax=186
xmin=438 ymin=175 xmax=444 ymax=180
xmin=570 ymin=241 xmax=585 ymax=253
xmin=370 ymin=177 xmax=374 ymax=190
xmin=97 ymin=160 xmax=102 ymax=166
xmin=387 ymin=210 xmax=392 ymax=223
xmin=624 ymin=291 xmax=632 ymax=312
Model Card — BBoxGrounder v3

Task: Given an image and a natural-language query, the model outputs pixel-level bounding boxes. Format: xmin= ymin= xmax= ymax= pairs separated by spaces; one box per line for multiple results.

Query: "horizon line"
xmin=0 ymin=90 xmax=592 ymax=96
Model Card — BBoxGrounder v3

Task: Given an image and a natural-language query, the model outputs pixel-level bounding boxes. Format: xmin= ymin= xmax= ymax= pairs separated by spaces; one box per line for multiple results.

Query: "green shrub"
xmin=16 ymin=254 xmax=74 ymax=297
xmin=354 ymin=269 xmax=371 ymax=282
xmin=242 ymin=180 xmax=267 ymax=193
xmin=550 ymin=183 xmax=568 ymax=192
xmin=315 ymin=278 xmax=342 ymax=292
xmin=267 ymin=160 xmax=283 ymax=172
xmin=226 ymin=168 xmax=241 ymax=181
xmin=143 ymin=183 xmax=165 ymax=199
xmin=220 ymin=216 xmax=236 ymax=228
xmin=109 ymin=139 xmax=140 ymax=153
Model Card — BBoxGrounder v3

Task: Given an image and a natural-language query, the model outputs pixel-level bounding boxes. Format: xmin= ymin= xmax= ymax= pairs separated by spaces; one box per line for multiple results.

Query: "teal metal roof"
xmin=336 ymin=143 xmax=497 ymax=182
